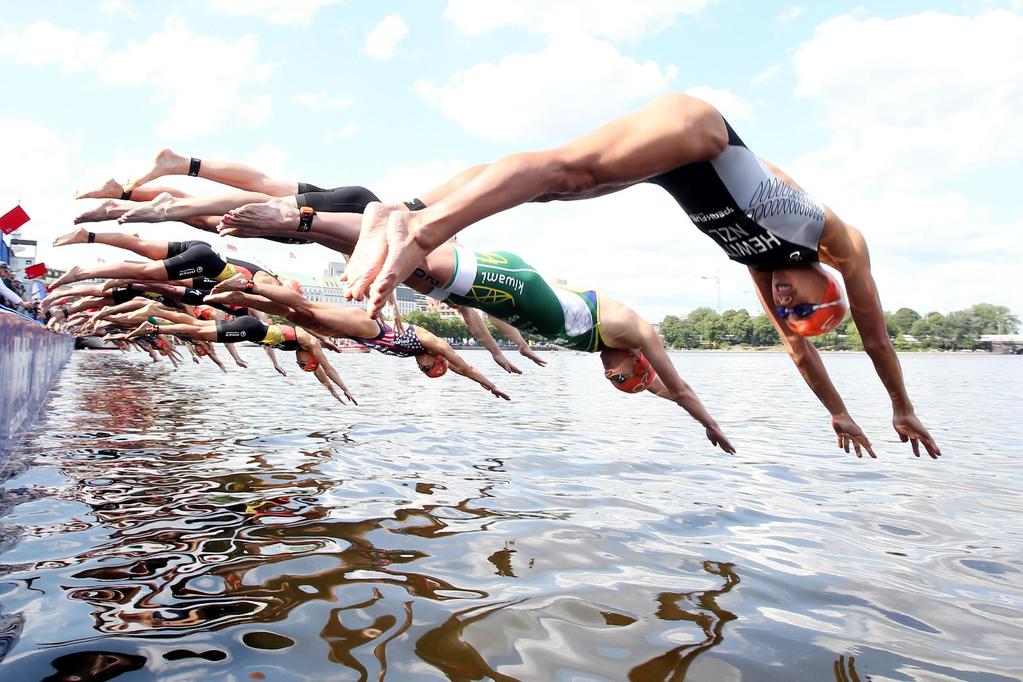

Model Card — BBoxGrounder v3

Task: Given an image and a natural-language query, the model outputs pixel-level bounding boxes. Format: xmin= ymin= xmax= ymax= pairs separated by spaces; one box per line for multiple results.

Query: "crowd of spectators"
xmin=0 ymin=261 xmax=46 ymax=323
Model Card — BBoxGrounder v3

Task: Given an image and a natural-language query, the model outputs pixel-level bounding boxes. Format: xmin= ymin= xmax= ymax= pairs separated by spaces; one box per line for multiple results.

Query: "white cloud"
xmin=752 ymin=63 xmax=782 ymax=85
xmin=364 ymin=14 xmax=408 ymax=60
xmin=323 ymin=122 xmax=360 ymax=142
xmin=0 ymin=18 xmax=277 ymax=137
xmin=101 ymin=0 xmax=137 ymax=19
xmin=685 ymin=86 xmax=754 ymax=122
xmin=775 ymin=6 xmax=805 ymax=23
xmin=0 ymin=21 xmax=108 ymax=71
xmin=444 ymin=0 xmax=713 ymax=42
xmin=791 ymin=10 xmax=1023 ymax=192
xmin=416 ymin=35 xmax=675 ymax=142
xmin=291 ymin=89 xmax=356 ymax=112
xmin=785 ymin=10 xmax=1023 ymax=316
xmin=208 ymin=0 xmax=341 ymax=26
xmin=373 ymin=160 xmax=471 ymax=203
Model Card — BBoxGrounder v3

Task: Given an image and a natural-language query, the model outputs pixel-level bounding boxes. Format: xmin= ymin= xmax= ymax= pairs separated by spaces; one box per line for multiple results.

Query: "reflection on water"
xmin=1 ymin=350 xmax=1022 ymax=680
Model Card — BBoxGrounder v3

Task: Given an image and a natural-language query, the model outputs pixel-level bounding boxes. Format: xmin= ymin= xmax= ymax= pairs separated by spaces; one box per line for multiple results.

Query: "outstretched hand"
xmin=493 ymin=352 xmax=523 ymax=375
xmin=706 ymin=424 xmax=736 ymax=455
xmin=518 ymin=346 xmax=548 ymax=367
xmin=893 ymin=413 xmax=941 ymax=459
xmin=274 ymin=365 xmax=287 ymax=377
xmin=831 ymin=413 xmax=877 ymax=459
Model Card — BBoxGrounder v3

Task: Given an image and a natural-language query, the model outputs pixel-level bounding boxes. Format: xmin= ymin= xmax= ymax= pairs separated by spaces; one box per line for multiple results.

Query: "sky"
xmin=1 ymin=0 xmax=1021 ymax=322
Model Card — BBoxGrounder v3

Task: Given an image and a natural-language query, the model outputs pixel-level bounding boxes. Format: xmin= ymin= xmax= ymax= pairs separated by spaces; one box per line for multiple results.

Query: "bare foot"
xmin=367 ymin=207 xmax=425 ymax=317
xmin=124 ymin=149 xmax=189 ymax=193
xmin=53 ymin=227 xmax=90 ymax=247
xmin=75 ymin=178 xmax=125 ymax=200
xmin=47 ymin=265 xmax=83 ymax=291
xmin=221 ymin=197 xmax=299 ymax=233
xmin=118 ymin=192 xmax=175 ymax=223
xmin=74 ymin=198 xmax=134 ymax=224
xmin=343 ymin=202 xmax=404 ymax=302
xmin=210 ymin=272 xmax=251 ymax=294
xmin=127 ymin=321 xmax=157 ymax=341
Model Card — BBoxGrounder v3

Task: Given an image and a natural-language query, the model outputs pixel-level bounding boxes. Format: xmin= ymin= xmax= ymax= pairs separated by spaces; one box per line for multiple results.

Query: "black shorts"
xmin=111 ymin=285 xmax=173 ymax=307
xmin=295 ymin=185 xmax=379 ymax=213
xmin=215 ymin=316 xmax=267 ymax=344
xmin=163 ymin=241 xmax=226 ymax=280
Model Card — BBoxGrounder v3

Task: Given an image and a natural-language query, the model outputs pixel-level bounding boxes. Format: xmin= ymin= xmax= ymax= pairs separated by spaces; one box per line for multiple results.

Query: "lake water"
xmin=0 ymin=349 xmax=1020 ymax=681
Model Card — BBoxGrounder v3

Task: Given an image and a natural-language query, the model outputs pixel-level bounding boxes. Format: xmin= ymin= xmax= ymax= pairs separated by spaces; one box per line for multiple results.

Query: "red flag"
xmin=25 ymin=262 xmax=47 ymax=279
xmin=226 ymin=243 xmax=238 ymax=252
xmin=0 ymin=205 xmax=30 ymax=235
xmin=289 ymin=252 xmax=297 ymax=259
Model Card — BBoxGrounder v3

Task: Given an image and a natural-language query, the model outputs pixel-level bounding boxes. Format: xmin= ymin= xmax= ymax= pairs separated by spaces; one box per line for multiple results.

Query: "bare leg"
xmin=60 ymin=230 xmax=171 ymax=260
xmin=75 ymin=178 xmax=126 ymax=200
xmin=125 ymin=148 xmax=300 ymax=196
xmin=47 ymin=260 xmax=169 ymax=291
xmin=75 ymin=199 xmax=137 ymax=224
xmin=345 ymin=93 xmax=729 ymax=311
xmin=119 ymin=190 xmax=274 ymax=224
xmin=219 ymin=196 xmax=301 ymax=232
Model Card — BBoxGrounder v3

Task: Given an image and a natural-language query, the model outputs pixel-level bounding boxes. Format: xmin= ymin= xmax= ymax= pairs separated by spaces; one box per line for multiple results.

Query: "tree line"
xmin=659 ymin=303 xmax=1019 ymax=351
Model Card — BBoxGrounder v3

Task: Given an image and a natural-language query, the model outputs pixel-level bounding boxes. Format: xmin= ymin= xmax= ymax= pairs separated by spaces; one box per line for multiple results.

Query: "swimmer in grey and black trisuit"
xmin=344 ymin=92 xmax=939 ymax=460
xmin=648 ymin=120 xmax=826 ymax=271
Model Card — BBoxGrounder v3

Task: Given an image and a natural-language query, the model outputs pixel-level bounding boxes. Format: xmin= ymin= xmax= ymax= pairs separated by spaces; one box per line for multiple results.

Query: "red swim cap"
xmin=605 ymin=352 xmax=656 ymax=394
xmin=195 ymin=345 xmax=209 ymax=357
xmin=784 ymin=270 xmax=847 ymax=337
xmin=423 ymin=355 xmax=449 ymax=378
xmin=286 ymin=279 xmax=303 ymax=295
xmin=300 ymin=355 xmax=319 ymax=372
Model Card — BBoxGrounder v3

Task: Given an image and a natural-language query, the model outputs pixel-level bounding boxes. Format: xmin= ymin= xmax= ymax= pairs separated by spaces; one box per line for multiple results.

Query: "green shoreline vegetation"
xmin=658 ymin=303 xmax=1019 ymax=352
xmin=388 ymin=305 xmax=1020 ymax=353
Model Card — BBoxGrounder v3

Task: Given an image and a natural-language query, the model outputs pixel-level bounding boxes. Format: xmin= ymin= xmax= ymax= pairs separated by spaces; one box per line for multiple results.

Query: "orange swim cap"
xmin=300 ymin=356 xmax=319 ymax=372
xmin=286 ymin=279 xmax=303 ymax=295
xmin=193 ymin=305 xmax=214 ymax=321
xmin=782 ymin=270 xmax=847 ymax=337
xmin=422 ymin=355 xmax=449 ymax=378
xmin=606 ymin=352 xmax=656 ymax=394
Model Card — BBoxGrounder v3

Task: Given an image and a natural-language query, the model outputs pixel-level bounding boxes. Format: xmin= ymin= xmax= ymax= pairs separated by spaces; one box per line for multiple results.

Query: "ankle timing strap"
xmin=188 ymin=157 xmax=201 ymax=177
xmin=87 ymin=231 xmax=96 ymax=243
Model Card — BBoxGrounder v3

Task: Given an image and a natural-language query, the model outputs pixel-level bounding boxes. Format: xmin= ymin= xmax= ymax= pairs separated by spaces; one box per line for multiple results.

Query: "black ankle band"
xmin=87 ymin=231 xmax=96 ymax=243
xmin=403 ymin=197 xmax=427 ymax=211
xmin=120 ymin=189 xmax=132 ymax=200
xmin=188 ymin=158 xmax=201 ymax=177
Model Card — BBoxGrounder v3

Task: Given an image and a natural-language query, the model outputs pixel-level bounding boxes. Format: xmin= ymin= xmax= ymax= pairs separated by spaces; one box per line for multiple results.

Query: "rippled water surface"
xmin=1 ymin=349 xmax=1021 ymax=681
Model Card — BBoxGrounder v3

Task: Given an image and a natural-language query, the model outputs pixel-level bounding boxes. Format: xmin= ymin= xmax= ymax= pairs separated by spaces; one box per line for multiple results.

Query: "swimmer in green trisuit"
xmin=205 ymin=239 xmax=733 ymax=454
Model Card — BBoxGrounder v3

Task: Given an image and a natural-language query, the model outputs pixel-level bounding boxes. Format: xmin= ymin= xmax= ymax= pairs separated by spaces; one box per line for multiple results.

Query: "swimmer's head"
xmin=416 ymin=353 xmax=449 ymax=378
xmin=771 ymin=264 xmax=847 ymax=336
xmin=601 ymin=349 xmax=657 ymax=394
xmin=194 ymin=344 xmax=209 ymax=357
xmin=295 ymin=349 xmax=319 ymax=372
xmin=284 ymin=279 xmax=303 ymax=295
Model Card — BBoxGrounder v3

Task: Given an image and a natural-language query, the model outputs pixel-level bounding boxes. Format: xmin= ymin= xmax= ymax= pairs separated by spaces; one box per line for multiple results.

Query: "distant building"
xmin=276 ymin=270 xmax=366 ymax=310
xmin=394 ymin=284 xmax=427 ymax=315
xmin=425 ymin=298 xmax=460 ymax=318
xmin=325 ymin=261 xmax=347 ymax=279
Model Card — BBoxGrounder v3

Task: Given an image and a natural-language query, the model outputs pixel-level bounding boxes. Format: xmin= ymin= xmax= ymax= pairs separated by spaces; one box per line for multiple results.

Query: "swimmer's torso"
xmin=438 ymin=248 xmax=606 ymax=352
xmin=648 ymin=120 xmax=825 ymax=270
xmin=349 ymin=321 xmax=427 ymax=357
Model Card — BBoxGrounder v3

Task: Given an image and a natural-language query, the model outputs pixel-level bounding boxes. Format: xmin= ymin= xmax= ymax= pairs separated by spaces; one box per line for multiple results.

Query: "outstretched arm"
xmin=413 ymin=327 xmax=510 ymax=400
xmin=599 ymin=298 xmax=734 ymax=454
xmin=488 ymin=316 xmax=547 ymax=367
xmin=457 ymin=307 xmax=522 ymax=374
xmin=828 ymin=226 xmax=940 ymax=458
xmin=749 ymin=268 xmax=877 ymax=458
xmin=299 ymin=330 xmax=357 ymax=404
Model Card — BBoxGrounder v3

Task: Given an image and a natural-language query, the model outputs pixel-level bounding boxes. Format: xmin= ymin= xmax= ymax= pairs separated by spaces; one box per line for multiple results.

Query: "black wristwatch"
xmin=298 ymin=206 xmax=315 ymax=232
